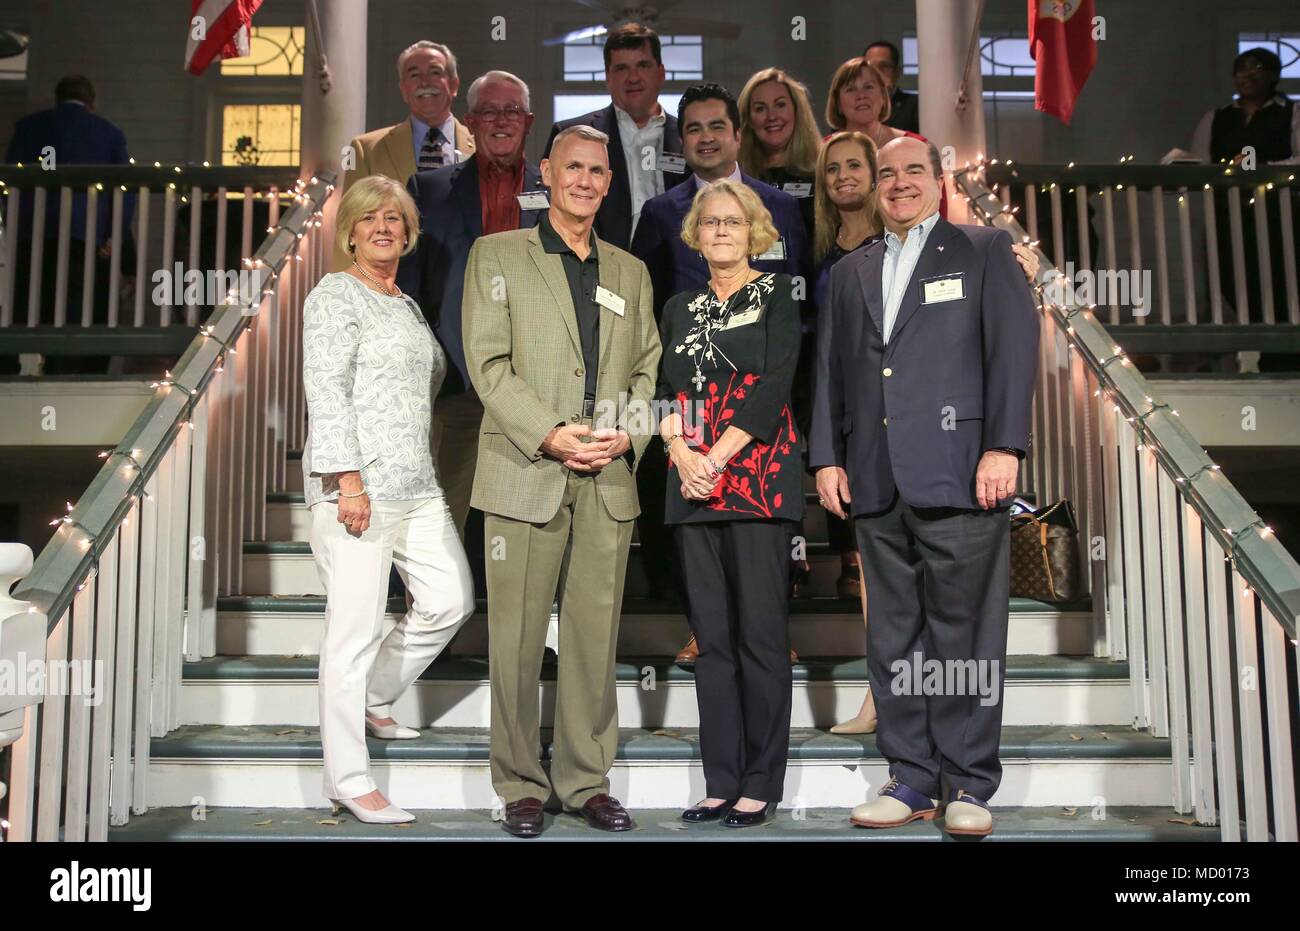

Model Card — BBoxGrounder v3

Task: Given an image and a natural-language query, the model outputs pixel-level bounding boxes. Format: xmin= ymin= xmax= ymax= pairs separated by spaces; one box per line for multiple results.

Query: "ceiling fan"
xmin=543 ymin=1 xmax=743 ymax=46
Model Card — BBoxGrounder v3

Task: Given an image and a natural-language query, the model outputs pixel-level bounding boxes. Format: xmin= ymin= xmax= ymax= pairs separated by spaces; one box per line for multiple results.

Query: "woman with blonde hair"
xmin=656 ymin=179 xmax=804 ymax=828
xmin=302 ymin=174 xmax=475 ymax=824
xmin=738 ymin=67 xmax=822 ymax=238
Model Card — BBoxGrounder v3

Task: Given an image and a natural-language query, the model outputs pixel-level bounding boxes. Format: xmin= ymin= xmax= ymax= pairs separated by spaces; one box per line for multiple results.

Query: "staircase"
xmin=103 ymin=456 xmax=1214 ymax=841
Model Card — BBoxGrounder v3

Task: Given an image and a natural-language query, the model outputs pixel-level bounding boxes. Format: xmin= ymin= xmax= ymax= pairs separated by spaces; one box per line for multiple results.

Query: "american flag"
xmin=185 ymin=0 xmax=265 ymax=75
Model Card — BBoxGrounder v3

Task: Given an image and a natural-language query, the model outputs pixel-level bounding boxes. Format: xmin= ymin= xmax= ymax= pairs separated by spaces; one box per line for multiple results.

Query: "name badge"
xmin=595 ymin=285 xmax=625 ymax=316
xmin=921 ymin=273 xmax=965 ymax=304
xmin=724 ymin=308 xmax=763 ymax=329
xmin=755 ymin=238 xmax=786 ymax=262
xmin=659 ymin=153 xmax=687 ymax=174
xmin=516 ymin=190 xmax=550 ymax=210
xmin=782 ymin=181 xmax=812 ymax=198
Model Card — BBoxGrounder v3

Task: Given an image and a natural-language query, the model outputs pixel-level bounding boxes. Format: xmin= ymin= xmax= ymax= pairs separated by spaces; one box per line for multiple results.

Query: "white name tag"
xmin=756 ymin=238 xmax=786 ymax=262
xmin=595 ymin=285 xmax=625 ymax=316
xmin=922 ymin=273 xmax=965 ymax=304
xmin=516 ymin=190 xmax=550 ymax=210
xmin=659 ymin=153 xmax=687 ymax=174
xmin=724 ymin=308 xmax=762 ymax=329
xmin=782 ymin=181 xmax=812 ymax=198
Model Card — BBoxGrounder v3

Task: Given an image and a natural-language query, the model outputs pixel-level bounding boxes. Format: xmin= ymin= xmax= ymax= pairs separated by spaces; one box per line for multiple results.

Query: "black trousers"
xmin=855 ymin=494 xmax=1010 ymax=801
xmin=676 ymin=518 xmax=793 ymax=802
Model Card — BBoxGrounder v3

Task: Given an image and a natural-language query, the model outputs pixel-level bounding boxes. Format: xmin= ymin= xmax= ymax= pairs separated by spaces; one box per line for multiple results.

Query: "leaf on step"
xmin=252 ymin=819 xmax=273 ymax=826
xmin=275 ymin=728 xmax=305 ymax=736
xmin=394 ymin=822 xmax=411 ymax=828
xmin=1099 ymin=732 xmax=1110 ymax=740
xmin=1069 ymin=733 xmax=1083 ymax=741
xmin=1168 ymin=817 xmax=1199 ymax=826
xmin=652 ymin=729 xmax=682 ymax=738
xmin=1061 ymin=807 xmax=1078 ymax=817
xmin=317 ymin=818 xmax=340 ymax=825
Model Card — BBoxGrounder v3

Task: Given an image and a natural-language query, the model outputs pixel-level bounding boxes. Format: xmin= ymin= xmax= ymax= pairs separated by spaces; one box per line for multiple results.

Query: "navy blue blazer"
xmin=398 ymin=155 xmax=545 ymax=393
xmin=629 ymin=170 xmax=810 ymax=319
xmin=5 ymin=101 xmax=133 ymax=243
xmin=543 ymin=104 xmax=688 ymax=251
xmin=808 ymin=219 xmax=1039 ymax=513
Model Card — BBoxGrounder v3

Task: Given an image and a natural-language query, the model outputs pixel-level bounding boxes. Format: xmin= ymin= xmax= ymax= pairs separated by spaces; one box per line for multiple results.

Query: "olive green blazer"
xmin=462 ymin=223 xmax=662 ymax=523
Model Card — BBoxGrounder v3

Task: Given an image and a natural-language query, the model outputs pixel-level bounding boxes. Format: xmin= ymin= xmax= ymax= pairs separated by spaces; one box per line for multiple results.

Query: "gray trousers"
xmin=855 ymin=494 xmax=1010 ymax=801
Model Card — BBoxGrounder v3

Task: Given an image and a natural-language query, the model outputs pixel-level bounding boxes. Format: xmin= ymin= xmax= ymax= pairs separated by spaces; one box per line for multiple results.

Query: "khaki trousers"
xmin=484 ymin=466 xmax=634 ymax=810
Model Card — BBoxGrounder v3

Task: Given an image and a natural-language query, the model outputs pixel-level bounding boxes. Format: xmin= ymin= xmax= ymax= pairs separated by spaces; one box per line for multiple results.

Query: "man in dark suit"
xmin=542 ymin=22 xmax=689 ymax=250
xmin=398 ymin=70 xmax=546 ymax=539
xmin=810 ymin=136 xmax=1039 ymax=837
xmin=865 ymin=41 xmax=920 ymax=135
xmin=628 ymin=81 xmax=809 ymax=636
xmin=5 ymin=75 xmax=134 ymax=336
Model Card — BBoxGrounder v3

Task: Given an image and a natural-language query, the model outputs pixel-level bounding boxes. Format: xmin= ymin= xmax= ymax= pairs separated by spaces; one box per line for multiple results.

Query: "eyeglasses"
xmin=699 ymin=216 xmax=750 ymax=230
xmin=473 ymin=106 xmax=529 ymax=122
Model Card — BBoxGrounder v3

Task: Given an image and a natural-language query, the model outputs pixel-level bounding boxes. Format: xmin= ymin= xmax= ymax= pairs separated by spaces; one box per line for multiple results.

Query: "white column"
xmin=299 ymin=0 xmax=368 ymax=180
xmin=916 ymin=0 xmax=988 ymax=223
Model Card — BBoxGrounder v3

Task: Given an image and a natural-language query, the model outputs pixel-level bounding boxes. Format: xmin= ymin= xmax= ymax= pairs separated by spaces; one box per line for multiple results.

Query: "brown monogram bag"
xmin=1009 ymin=500 xmax=1081 ymax=603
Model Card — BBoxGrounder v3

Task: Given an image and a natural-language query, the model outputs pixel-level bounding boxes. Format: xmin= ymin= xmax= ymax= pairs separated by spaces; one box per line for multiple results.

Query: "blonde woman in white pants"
xmin=303 ymin=175 xmax=474 ymax=824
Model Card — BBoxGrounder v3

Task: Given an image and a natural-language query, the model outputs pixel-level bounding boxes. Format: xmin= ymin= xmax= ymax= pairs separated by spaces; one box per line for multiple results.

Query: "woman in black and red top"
xmin=655 ymin=178 xmax=802 ymax=829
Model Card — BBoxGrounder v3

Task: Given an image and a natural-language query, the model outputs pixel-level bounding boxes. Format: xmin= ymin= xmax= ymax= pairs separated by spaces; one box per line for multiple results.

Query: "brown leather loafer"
xmin=502 ymin=797 xmax=545 ymax=837
xmin=577 ymin=793 xmax=635 ymax=831
xmin=675 ymin=635 xmax=699 ymax=667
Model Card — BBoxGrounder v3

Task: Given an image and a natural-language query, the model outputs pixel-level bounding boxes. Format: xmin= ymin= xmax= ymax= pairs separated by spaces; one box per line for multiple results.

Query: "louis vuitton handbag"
xmin=1009 ymin=499 xmax=1081 ymax=603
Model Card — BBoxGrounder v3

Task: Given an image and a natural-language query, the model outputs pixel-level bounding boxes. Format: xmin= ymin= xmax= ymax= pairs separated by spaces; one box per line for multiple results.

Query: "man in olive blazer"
xmin=462 ymin=125 xmax=661 ymax=837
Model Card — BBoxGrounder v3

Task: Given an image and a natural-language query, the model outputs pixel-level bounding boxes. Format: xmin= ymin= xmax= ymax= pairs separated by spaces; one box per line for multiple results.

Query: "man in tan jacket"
xmin=462 ymin=125 xmax=662 ymax=837
xmin=332 ymin=40 xmax=475 ymax=272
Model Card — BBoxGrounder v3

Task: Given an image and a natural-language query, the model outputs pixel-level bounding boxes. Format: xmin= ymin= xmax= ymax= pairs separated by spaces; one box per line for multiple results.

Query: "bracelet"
xmin=705 ymin=454 xmax=726 ymax=476
xmin=663 ymin=433 xmax=682 ymax=455
xmin=338 ymin=488 xmax=368 ymax=498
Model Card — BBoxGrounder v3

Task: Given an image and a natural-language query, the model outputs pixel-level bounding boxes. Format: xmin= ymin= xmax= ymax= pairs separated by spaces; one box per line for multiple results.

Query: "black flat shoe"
xmin=681 ymin=799 xmax=737 ymax=823
xmin=723 ymin=801 xmax=778 ymax=828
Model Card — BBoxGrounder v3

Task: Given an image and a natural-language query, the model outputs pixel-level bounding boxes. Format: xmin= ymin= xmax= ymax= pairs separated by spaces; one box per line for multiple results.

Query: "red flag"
xmin=185 ymin=0 xmax=264 ymax=75
xmin=1029 ymin=0 xmax=1097 ymax=125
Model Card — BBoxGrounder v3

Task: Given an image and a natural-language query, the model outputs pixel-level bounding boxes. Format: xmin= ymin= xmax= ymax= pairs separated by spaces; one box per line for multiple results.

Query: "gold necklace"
xmin=352 ymin=260 xmax=399 ymax=297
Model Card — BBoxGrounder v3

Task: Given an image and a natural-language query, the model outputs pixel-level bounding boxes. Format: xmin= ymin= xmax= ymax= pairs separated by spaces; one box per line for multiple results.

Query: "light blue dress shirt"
xmin=880 ymin=210 xmax=941 ymax=343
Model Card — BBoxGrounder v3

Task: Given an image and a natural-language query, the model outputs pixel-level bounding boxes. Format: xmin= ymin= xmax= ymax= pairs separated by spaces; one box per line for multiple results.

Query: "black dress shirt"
xmin=538 ymin=211 xmax=600 ymax=405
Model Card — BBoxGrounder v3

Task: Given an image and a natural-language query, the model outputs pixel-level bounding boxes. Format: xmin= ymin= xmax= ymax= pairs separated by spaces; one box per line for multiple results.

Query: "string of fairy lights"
xmin=951 ymin=155 xmax=1289 ymax=627
xmin=41 ymin=170 xmax=335 ymax=602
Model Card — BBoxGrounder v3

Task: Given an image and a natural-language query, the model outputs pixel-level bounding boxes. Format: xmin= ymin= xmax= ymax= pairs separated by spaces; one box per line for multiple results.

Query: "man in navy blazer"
xmin=810 ymin=136 xmax=1039 ymax=837
xmin=629 ymin=83 xmax=809 ymax=319
xmin=398 ymin=71 xmax=546 ymax=538
xmin=542 ymin=23 xmax=689 ymax=250
xmin=5 ymin=75 xmax=134 ymax=332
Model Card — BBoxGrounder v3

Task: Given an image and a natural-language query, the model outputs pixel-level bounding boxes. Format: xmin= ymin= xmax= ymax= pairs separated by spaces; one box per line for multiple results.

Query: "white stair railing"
xmin=0 ymin=171 xmax=336 ymax=842
xmin=955 ymin=165 xmax=1299 ymax=842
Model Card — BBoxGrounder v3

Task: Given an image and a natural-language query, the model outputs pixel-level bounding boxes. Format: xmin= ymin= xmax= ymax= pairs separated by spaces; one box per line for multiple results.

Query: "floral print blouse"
xmin=655 ymin=271 xmax=804 ymax=524
xmin=301 ymin=271 xmax=446 ymax=507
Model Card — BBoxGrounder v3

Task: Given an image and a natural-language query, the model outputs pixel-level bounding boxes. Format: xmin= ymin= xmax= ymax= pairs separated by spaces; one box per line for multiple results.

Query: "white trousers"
xmin=309 ymin=496 xmax=475 ymax=799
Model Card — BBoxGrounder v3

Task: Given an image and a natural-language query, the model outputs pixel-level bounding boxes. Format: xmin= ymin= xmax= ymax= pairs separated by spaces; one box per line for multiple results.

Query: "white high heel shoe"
xmin=365 ymin=715 xmax=420 ymax=740
xmin=330 ymin=796 xmax=415 ymax=824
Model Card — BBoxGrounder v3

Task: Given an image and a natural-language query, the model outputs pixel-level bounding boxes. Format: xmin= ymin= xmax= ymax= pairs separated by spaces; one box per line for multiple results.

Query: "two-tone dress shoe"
xmin=943 ymin=789 xmax=993 ymax=836
xmin=849 ymin=777 xmax=939 ymax=828
xmin=576 ymin=793 xmax=635 ymax=831
xmin=502 ymin=797 xmax=545 ymax=837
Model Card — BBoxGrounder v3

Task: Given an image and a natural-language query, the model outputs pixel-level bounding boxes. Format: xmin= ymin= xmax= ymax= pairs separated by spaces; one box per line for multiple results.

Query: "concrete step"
xmin=178 ymin=653 xmax=1133 ymax=729
xmin=108 ymin=803 xmax=1218 ymax=842
xmin=143 ymin=724 xmax=1175 ymax=810
xmin=214 ymin=595 xmax=1098 ymax=657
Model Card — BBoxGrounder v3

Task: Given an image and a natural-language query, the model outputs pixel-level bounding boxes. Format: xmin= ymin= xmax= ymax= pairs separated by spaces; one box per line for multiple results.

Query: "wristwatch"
xmin=988 ymin=446 xmax=1024 ymax=460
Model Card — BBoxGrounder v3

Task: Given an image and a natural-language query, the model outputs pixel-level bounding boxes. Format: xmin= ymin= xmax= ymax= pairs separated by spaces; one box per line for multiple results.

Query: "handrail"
xmin=0 ymin=164 xmax=298 ymax=191
xmin=982 ymin=162 xmax=1298 ymax=189
xmin=12 ymin=171 xmax=337 ymax=628
xmin=954 ymin=165 xmax=1300 ymax=639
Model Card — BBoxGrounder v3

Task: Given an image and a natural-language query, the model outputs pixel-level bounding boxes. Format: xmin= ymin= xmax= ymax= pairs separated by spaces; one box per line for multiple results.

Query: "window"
xmin=553 ymin=30 xmax=699 ymax=123
xmin=1237 ymin=34 xmax=1300 ymax=99
xmin=220 ymin=25 xmax=305 ymax=76
xmin=214 ymin=25 xmax=303 ymax=165
xmin=903 ymin=34 xmax=1036 ymax=100
xmin=0 ymin=29 xmax=29 ymax=81
xmin=221 ymin=103 xmax=300 ymax=166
